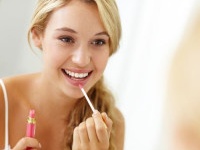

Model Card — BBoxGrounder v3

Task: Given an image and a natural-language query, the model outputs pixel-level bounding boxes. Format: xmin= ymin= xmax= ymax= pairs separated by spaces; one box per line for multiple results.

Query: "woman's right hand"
xmin=11 ymin=137 xmax=41 ymax=150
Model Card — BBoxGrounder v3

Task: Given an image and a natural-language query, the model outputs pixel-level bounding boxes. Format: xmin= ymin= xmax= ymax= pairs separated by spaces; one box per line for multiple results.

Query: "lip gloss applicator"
xmin=79 ymin=84 xmax=95 ymax=113
xmin=79 ymin=84 xmax=108 ymax=129
xmin=26 ymin=109 xmax=36 ymax=150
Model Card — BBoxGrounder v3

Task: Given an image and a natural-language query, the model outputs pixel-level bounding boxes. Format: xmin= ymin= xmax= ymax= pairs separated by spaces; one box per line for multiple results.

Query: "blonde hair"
xmin=66 ymin=77 xmax=117 ymax=149
xmin=167 ymin=8 xmax=200 ymax=139
xmin=28 ymin=0 xmax=121 ymax=149
xmin=28 ymin=0 xmax=121 ymax=55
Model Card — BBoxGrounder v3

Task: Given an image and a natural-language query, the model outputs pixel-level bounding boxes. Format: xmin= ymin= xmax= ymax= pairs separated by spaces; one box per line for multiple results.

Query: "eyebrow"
xmin=56 ymin=27 xmax=77 ymax=33
xmin=95 ymin=31 xmax=109 ymax=37
xmin=55 ymin=27 xmax=109 ymax=37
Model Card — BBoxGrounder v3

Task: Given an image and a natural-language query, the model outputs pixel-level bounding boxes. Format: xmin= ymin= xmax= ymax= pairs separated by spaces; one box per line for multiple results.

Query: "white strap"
xmin=0 ymin=79 xmax=10 ymax=150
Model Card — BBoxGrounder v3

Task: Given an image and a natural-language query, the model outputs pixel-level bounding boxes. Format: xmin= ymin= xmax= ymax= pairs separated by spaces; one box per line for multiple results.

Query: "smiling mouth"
xmin=62 ymin=69 xmax=92 ymax=80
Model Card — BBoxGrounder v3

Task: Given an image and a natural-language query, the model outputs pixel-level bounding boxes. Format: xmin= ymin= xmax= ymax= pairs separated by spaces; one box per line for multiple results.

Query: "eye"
xmin=91 ymin=39 xmax=106 ymax=46
xmin=59 ymin=36 xmax=75 ymax=44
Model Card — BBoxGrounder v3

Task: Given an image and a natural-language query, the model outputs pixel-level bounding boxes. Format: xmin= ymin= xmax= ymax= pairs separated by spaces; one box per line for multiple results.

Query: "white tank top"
xmin=0 ymin=79 xmax=10 ymax=150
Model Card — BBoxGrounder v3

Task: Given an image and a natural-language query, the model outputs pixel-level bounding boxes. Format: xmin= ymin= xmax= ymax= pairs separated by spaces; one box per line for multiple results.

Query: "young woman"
xmin=0 ymin=0 xmax=125 ymax=149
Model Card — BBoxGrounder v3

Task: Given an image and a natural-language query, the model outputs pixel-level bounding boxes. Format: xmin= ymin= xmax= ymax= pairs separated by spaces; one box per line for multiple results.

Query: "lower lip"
xmin=62 ymin=71 xmax=91 ymax=87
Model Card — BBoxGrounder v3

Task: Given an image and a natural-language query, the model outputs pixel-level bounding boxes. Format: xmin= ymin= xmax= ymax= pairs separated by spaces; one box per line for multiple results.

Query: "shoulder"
xmin=0 ymin=74 xmax=39 ymax=148
xmin=0 ymin=76 xmax=23 ymax=118
xmin=2 ymin=73 xmax=39 ymax=91
xmin=113 ymin=107 xmax=125 ymax=150
xmin=0 ymin=73 xmax=39 ymax=106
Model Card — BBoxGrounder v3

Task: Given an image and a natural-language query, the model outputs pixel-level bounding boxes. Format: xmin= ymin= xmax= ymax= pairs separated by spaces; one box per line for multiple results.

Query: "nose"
xmin=71 ymin=45 xmax=91 ymax=67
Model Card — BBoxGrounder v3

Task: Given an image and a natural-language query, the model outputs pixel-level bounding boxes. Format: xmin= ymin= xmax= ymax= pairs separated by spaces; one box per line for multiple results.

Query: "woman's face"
xmin=33 ymin=1 xmax=110 ymax=99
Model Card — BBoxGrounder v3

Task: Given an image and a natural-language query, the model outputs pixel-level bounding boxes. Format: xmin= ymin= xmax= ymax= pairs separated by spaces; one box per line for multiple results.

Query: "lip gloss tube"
xmin=26 ymin=109 xmax=36 ymax=150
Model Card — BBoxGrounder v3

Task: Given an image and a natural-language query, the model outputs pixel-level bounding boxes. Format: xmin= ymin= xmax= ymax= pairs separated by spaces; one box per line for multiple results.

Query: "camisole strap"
xmin=0 ymin=79 xmax=10 ymax=150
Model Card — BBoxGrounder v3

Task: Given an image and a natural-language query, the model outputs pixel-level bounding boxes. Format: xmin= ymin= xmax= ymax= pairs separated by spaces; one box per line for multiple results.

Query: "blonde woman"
xmin=164 ymin=5 xmax=200 ymax=150
xmin=0 ymin=0 xmax=125 ymax=149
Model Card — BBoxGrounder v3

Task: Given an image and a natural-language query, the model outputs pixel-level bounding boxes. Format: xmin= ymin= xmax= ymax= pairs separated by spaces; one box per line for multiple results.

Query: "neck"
xmin=29 ymin=74 xmax=79 ymax=121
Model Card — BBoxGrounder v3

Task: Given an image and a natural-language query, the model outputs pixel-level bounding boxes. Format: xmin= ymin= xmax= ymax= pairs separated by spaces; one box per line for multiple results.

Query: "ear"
xmin=31 ymin=28 xmax=43 ymax=49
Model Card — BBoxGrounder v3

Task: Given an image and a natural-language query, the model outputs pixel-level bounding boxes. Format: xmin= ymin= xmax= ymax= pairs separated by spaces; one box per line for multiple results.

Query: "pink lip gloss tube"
xmin=26 ymin=109 xmax=36 ymax=150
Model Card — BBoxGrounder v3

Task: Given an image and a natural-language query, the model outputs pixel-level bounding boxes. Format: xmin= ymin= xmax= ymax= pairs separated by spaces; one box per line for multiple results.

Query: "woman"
xmin=0 ymin=0 xmax=125 ymax=149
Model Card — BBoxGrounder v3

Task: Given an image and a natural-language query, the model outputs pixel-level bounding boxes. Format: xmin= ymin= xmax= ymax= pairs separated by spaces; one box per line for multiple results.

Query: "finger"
xmin=101 ymin=112 xmax=113 ymax=137
xmin=12 ymin=137 xmax=41 ymax=150
xmin=85 ymin=117 xmax=98 ymax=142
xmin=72 ymin=127 xmax=81 ymax=149
xmin=92 ymin=110 xmax=109 ymax=143
xmin=78 ymin=121 xmax=89 ymax=144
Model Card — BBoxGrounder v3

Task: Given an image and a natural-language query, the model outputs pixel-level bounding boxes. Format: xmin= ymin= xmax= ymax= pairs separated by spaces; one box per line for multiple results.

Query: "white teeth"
xmin=65 ymin=70 xmax=89 ymax=79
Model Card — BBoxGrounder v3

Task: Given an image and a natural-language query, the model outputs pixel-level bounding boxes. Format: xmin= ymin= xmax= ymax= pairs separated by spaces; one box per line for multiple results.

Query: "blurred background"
xmin=0 ymin=0 xmax=199 ymax=149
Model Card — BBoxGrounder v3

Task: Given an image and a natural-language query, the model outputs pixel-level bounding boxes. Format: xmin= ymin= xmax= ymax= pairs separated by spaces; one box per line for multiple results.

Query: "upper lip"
xmin=63 ymin=68 xmax=92 ymax=73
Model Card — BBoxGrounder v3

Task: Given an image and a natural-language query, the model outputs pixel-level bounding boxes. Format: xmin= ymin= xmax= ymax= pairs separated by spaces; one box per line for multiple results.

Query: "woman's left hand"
xmin=72 ymin=110 xmax=113 ymax=150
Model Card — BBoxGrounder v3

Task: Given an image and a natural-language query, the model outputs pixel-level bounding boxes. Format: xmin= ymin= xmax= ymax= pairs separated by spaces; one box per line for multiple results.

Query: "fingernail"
xmin=92 ymin=109 xmax=99 ymax=116
xmin=39 ymin=143 xmax=42 ymax=148
xmin=104 ymin=113 xmax=108 ymax=119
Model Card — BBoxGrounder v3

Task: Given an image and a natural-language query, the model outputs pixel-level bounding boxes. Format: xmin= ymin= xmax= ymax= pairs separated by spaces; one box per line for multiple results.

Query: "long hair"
xmin=28 ymin=0 xmax=121 ymax=149
xmin=166 ymin=7 xmax=200 ymax=142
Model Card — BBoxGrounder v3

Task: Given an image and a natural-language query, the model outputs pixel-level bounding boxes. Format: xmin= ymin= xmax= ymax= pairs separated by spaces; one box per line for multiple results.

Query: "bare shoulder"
xmin=0 ymin=72 xmax=39 ymax=118
xmin=0 ymin=74 xmax=39 ymax=148
xmin=2 ymin=73 xmax=40 ymax=93
xmin=113 ymin=107 xmax=125 ymax=150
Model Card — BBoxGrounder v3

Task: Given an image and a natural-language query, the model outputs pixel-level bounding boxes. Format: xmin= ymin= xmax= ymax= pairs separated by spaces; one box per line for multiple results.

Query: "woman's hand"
xmin=72 ymin=110 xmax=113 ymax=150
xmin=12 ymin=137 xmax=41 ymax=150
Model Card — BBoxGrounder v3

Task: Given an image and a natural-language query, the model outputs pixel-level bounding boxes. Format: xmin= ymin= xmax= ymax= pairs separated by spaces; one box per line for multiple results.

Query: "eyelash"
xmin=58 ymin=36 xmax=107 ymax=47
xmin=91 ymin=39 xmax=106 ymax=46
xmin=59 ymin=36 xmax=75 ymax=44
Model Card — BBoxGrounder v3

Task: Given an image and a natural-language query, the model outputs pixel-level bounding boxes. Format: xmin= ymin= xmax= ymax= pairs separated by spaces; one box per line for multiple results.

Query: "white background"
xmin=0 ymin=0 xmax=199 ymax=149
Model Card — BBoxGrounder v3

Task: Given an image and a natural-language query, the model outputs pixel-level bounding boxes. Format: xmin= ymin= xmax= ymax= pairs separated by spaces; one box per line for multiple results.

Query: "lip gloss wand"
xmin=79 ymin=84 xmax=95 ymax=113
xmin=79 ymin=84 xmax=107 ymax=129
xmin=26 ymin=109 xmax=36 ymax=150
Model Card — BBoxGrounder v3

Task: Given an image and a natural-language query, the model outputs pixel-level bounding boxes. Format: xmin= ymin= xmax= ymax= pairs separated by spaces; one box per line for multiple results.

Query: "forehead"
xmin=45 ymin=0 xmax=105 ymax=34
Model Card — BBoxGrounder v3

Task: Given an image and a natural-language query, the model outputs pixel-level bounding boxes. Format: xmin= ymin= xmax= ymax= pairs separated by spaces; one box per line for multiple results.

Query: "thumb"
xmin=12 ymin=137 xmax=41 ymax=150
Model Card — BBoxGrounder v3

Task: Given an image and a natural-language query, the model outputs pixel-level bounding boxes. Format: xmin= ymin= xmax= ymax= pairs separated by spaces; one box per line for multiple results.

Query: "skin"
xmin=0 ymin=1 xmax=125 ymax=150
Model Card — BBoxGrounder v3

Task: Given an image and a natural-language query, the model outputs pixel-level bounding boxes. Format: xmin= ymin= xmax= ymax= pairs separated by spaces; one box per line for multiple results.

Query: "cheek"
xmin=43 ymin=44 xmax=68 ymax=68
xmin=94 ymin=51 xmax=109 ymax=72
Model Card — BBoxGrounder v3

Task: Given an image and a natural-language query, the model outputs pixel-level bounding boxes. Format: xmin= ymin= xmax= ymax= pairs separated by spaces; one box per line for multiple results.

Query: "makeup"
xmin=26 ymin=109 xmax=36 ymax=150
xmin=79 ymin=84 xmax=95 ymax=113
xmin=79 ymin=84 xmax=108 ymax=129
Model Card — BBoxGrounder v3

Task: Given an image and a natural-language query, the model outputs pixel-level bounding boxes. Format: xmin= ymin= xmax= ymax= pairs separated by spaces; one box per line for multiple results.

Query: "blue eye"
xmin=59 ymin=36 xmax=74 ymax=44
xmin=91 ymin=39 xmax=106 ymax=46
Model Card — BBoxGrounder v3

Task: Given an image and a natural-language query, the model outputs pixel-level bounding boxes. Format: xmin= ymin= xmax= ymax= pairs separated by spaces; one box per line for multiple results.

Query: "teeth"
xmin=65 ymin=70 xmax=89 ymax=79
